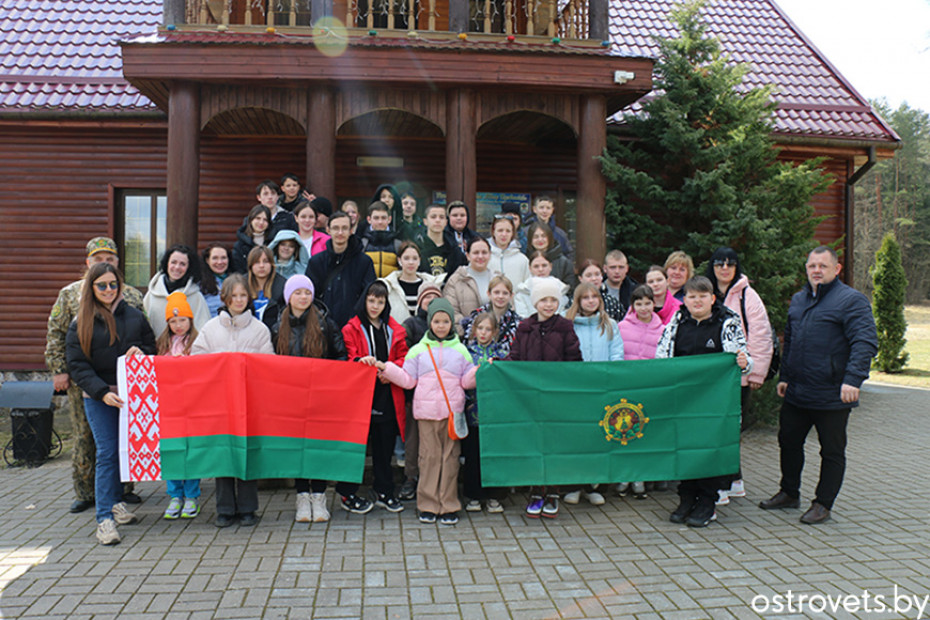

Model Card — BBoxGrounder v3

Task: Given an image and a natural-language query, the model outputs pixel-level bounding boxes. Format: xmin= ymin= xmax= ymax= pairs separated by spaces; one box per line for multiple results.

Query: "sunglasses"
xmin=713 ymin=259 xmax=737 ymax=268
xmin=494 ymin=213 xmax=515 ymax=221
xmin=94 ymin=281 xmax=120 ymax=291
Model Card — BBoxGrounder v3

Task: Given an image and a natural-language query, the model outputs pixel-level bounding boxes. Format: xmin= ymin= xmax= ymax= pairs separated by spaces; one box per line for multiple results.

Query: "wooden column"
xmin=449 ymin=0 xmax=469 ymax=32
xmin=307 ymin=88 xmax=336 ymax=204
xmin=588 ymin=0 xmax=608 ymax=41
xmin=576 ymin=94 xmax=606 ymax=265
xmin=445 ymin=89 xmax=477 ymax=217
xmin=166 ymin=81 xmax=200 ymax=250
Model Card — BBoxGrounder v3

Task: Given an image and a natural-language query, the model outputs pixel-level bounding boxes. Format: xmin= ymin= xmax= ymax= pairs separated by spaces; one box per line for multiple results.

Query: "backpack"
xmin=739 ymin=289 xmax=781 ymax=381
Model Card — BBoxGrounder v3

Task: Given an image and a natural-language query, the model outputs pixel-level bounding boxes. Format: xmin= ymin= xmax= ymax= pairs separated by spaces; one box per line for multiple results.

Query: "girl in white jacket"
xmin=488 ymin=216 xmax=530 ymax=288
xmin=191 ymin=274 xmax=273 ymax=528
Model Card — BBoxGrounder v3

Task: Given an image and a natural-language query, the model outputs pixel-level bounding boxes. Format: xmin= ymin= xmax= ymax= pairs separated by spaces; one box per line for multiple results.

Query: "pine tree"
xmin=599 ymin=0 xmax=830 ymax=330
xmin=872 ymin=232 xmax=909 ymax=372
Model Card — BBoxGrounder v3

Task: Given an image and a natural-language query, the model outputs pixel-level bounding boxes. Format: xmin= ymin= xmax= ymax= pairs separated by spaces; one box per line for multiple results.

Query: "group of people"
xmin=46 ymin=173 xmax=878 ymax=546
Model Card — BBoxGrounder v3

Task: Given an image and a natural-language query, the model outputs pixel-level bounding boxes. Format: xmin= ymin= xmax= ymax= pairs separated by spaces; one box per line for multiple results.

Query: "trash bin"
xmin=1 ymin=381 xmax=61 ymax=467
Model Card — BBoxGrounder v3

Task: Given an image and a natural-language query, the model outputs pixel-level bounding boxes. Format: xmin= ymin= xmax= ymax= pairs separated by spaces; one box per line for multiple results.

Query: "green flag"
xmin=476 ymin=353 xmax=741 ymax=486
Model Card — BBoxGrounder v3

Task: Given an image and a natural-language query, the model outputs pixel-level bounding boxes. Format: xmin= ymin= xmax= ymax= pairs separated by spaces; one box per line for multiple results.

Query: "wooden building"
xmin=0 ymin=0 xmax=899 ymax=370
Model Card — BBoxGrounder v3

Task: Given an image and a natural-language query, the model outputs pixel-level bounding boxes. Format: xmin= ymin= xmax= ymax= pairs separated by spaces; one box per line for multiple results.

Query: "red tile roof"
xmin=608 ymin=0 xmax=898 ymax=142
xmin=0 ymin=0 xmax=161 ymax=113
xmin=0 ymin=0 xmax=900 ymax=143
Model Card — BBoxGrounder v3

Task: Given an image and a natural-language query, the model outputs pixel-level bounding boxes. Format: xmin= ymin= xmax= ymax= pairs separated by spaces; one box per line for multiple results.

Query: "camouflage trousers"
xmin=67 ymin=385 xmax=134 ymax=501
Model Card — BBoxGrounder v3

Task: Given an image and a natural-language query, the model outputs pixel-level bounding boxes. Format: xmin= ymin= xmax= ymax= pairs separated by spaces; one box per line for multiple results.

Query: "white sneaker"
xmin=295 ymin=492 xmax=313 ymax=522
xmin=715 ymin=490 xmax=730 ymax=506
xmin=465 ymin=499 xmax=482 ymax=512
xmin=585 ymin=491 xmax=606 ymax=505
xmin=728 ymin=479 xmax=746 ymax=497
xmin=310 ymin=493 xmax=330 ymax=522
xmin=112 ymin=502 xmax=138 ymax=525
xmin=486 ymin=499 xmax=504 ymax=513
xmin=181 ymin=498 xmax=200 ymax=518
xmin=96 ymin=518 xmax=121 ymax=545
xmin=563 ymin=490 xmax=582 ymax=504
xmin=617 ymin=482 xmax=630 ymax=497
xmin=163 ymin=497 xmax=182 ymax=520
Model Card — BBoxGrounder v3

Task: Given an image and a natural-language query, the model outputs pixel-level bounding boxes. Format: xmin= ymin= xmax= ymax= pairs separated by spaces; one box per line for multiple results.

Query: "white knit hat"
xmin=530 ymin=279 xmax=563 ymax=309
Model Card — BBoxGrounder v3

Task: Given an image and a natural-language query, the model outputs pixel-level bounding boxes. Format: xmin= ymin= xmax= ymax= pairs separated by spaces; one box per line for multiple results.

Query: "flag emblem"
xmin=600 ymin=398 xmax=649 ymax=445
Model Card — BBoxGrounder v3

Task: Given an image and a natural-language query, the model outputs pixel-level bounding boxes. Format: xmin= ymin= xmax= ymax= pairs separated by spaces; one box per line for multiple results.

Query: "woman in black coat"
xmin=66 ymin=262 xmax=156 ymax=545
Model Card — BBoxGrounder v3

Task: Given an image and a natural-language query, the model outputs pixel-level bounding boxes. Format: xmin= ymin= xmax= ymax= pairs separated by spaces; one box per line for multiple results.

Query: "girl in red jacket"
xmin=342 ymin=281 xmax=410 ymax=512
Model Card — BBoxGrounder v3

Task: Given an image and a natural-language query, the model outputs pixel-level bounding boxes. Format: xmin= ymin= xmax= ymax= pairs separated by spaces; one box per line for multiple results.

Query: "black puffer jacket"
xmin=271 ymin=300 xmax=347 ymax=361
xmin=65 ymin=300 xmax=156 ymax=400
xmin=231 ymin=221 xmax=266 ymax=275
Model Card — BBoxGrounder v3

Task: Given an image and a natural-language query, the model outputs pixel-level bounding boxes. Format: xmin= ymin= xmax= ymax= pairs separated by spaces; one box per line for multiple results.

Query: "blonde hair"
xmin=488 ymin=274 xmax=513 ymax=294
xmin=664 ymin=250 xmax=694 ymax=279
xmin=565 ymin=282 xmax=614 ymax=339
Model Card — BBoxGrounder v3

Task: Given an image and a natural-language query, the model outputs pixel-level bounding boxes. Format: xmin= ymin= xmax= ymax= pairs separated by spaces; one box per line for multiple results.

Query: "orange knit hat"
xmin=165 ymin=291 xmax=194 ymax=321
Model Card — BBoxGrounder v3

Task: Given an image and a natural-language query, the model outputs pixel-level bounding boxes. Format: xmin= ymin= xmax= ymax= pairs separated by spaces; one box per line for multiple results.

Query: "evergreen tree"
xmin=871 ymin=232 xmax=909 ymax=372
xmin=600 ymin=0 xmax=830 ymax=330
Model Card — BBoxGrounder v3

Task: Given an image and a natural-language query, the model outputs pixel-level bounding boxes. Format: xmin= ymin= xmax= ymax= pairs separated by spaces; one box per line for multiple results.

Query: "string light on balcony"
xmin=458 ymin=32 xmax=468 ymax=40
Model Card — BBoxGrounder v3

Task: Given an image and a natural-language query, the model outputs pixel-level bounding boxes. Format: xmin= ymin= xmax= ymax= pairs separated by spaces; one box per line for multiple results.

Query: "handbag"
xmin=426 ymin=344 xmax=468 ymax=440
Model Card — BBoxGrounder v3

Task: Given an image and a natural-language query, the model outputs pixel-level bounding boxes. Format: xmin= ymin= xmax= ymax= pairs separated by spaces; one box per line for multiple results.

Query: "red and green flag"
xmin=475 ymin=353 xmax=741 ymax=486
xmin=118 ymin=353 xmax=375 ymax=482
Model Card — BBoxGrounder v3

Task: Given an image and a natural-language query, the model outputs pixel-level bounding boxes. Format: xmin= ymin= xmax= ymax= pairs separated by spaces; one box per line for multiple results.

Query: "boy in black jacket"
xmin=655 ymin=276 xmax=751 ymax=527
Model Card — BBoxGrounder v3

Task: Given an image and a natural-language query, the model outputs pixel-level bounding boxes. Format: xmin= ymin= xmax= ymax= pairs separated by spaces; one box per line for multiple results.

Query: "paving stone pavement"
xmin=2 ymin=382 xmax=930 ymax=619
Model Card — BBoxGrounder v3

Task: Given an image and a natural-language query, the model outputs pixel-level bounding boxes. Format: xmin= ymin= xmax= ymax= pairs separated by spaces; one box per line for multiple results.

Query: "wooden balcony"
xmin=183 ymin=0 xmax=598 ymax=40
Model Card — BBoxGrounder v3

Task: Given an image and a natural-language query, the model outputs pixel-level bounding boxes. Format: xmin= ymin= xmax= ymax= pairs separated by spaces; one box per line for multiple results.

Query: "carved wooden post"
xmin=307 ymin=88 xmax=336 ymax=205
xmin=446 ymin=89 xmax=477 ymax=218
xmin=576 ymin=94 xmax=606 ymax=266
xmin=166 ymin=81 xmax=201 ymax=250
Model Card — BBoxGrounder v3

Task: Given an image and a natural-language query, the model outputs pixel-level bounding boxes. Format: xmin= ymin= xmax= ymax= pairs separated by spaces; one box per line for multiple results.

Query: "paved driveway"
xmin=1 ymin=382 xmax=929 ymax=619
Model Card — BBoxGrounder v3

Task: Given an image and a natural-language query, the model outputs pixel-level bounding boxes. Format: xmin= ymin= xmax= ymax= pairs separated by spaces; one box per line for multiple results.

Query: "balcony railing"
xmin=184 ymin=0 xmax=594 ymax=39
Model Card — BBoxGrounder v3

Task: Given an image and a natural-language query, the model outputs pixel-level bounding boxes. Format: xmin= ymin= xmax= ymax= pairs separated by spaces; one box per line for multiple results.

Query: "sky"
xmin=774 ymin=0 xmax=930 ymax=113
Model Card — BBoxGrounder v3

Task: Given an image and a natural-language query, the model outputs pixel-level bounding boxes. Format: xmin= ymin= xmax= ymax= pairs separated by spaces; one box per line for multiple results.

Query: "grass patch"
xmin=869 ymin=303 xmax=930 ymax=389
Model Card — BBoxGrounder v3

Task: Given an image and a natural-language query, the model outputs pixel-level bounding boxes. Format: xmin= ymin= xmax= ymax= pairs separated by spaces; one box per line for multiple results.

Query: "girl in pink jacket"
xmin=378 ymin=297 xmax=477 ymax=526
xmin=618 ymin=285 xmax=665 ymax=361
xmin=616 ymin=284 xmax=665 ymax=499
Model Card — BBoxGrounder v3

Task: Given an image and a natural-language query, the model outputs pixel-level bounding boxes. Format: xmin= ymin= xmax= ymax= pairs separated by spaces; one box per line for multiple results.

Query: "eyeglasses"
xmin=494 ymin=214 xmax=515 ymax=221
xmin=94 ymin=281 xmax=120 ymax=291
xmin=713 ymin=260 xmax=737 ymax=268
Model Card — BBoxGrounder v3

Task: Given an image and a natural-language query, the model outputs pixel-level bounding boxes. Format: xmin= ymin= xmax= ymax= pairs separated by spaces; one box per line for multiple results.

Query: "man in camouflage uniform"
xmin=45 ymin=237 xmax=146 ymax=513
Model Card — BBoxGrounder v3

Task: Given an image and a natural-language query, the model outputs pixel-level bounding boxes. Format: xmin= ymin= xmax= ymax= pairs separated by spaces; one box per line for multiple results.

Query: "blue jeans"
xmin=83 ymin=398 xmax=122 ymax=523
xmin=165 ymin=479 xmax=201 ymax=499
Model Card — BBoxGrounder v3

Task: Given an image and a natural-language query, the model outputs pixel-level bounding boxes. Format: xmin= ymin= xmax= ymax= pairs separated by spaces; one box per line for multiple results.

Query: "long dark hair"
xmin=276 ymin=302 xmax=326 ymax=358
xmin=159 ymin=244 xmax=201 ymax=286
xmin=77 ymin=263 xmax=122 ymax=358
xmin=200 ymin=243 xmax=229 ymax=296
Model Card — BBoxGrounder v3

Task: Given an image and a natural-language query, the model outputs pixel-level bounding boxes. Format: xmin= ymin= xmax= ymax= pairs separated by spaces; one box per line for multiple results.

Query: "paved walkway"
xmin=1 ymin=382 xmax=929 ymax=619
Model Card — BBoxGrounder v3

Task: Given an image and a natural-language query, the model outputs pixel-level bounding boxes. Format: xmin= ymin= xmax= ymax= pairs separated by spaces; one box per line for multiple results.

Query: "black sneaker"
xmin=685 ymin=503 xmax=716 ymax=528
xmin=239 ymin=512 xmax=258 ymax=527
xmin=375 ymin=493 xmax=404 ymax=513
xmin=418 ymin=511 xmax=437 ymax=524
xmin=669 ymin=496 xmax=698 ymax=524
xmin=341 ymin=494 xmax=373 ymax=514
xmin=121 ymin=492 xmax=142 ymax=504
xmin=439 ymin=512 xmax=459 ymax=525
xmin=398 ymin=478 xmax=417 ymax=501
